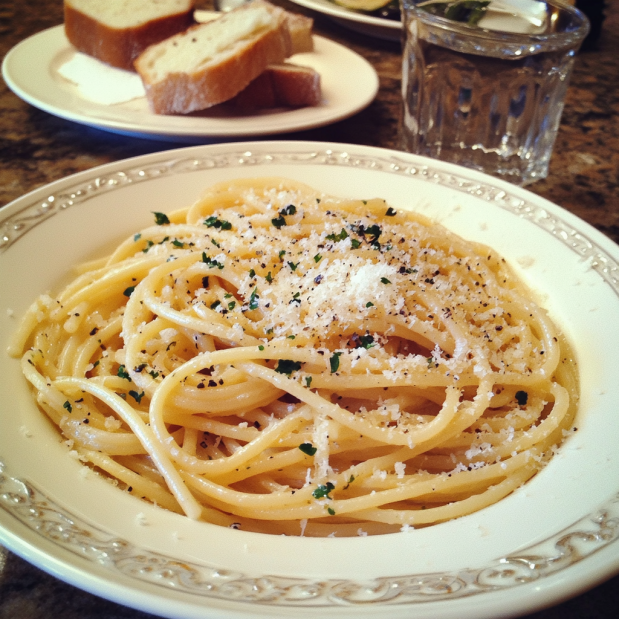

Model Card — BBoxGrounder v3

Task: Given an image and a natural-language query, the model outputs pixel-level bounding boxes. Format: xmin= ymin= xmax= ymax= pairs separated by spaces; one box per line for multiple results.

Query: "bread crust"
xmin=229 ymin=63 xmax=321 ymax=111
xmin=64 ymin=3 xmax=195 ymax=72
xmin=286 ymin=13 xmax=314 ymax=54
xmin=271 ymin=64 xmax=321 ymax=107
xmin=136 ymin=11 xmax=292 ymax=114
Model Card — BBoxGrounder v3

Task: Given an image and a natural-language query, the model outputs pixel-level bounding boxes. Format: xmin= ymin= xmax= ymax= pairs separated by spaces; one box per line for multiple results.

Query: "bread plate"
xmin=289 ymin=0 xmax=401 ymax=41
xmin=2 ymin=140 xmax=619 ymax=618
xmin=1 ymin=25 xmax=378 ymax=141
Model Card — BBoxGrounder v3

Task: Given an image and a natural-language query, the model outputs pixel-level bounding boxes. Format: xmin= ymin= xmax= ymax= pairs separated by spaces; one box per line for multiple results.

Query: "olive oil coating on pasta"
xmin=11 ymin=177 xmax=578 ymax=536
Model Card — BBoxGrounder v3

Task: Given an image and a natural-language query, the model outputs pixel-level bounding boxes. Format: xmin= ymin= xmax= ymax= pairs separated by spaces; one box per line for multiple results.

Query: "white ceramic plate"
xmin=1 ymin=26 xmax=378 ymax=142
xmin=2 ymin=141 xmax=619 ymax=619
xmin=289 ymin=0 xmax=401 ymax=41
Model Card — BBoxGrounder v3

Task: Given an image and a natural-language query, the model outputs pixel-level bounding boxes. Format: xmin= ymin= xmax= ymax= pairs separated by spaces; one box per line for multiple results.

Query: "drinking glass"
xmin=400 ymin=0 xmax=590 ymax=185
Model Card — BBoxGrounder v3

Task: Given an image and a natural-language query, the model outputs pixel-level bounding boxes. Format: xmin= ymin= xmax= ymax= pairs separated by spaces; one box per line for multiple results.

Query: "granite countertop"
xmin=1 ymin=1 xmax=618 ymax=618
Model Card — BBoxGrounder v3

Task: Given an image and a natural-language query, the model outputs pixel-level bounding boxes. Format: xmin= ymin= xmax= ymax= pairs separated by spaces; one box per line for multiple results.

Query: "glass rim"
xmin=404 ymin=1 xmax=591 ymax=47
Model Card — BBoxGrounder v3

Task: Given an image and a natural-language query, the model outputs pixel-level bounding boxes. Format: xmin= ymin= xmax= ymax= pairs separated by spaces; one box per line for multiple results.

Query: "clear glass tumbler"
xmin=400 ymin=0 xmax=590 ymax=185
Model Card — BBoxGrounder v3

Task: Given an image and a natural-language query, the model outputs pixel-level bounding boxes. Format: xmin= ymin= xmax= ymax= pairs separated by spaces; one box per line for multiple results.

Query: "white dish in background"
xmin=289 ymin=0 xmax=401 ymax=41
xmin=2 ymin=141 xmax=619 ymax=619
xmin=1 ymin=25 xmax=378 ymax=142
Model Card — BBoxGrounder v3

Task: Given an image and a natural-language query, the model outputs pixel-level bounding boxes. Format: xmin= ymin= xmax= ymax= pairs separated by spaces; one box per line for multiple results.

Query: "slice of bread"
xmin=286 ymin=13 xmax=314 ymax=54
xmin=64 ymin=0 xmax=196 ymax=72
xmin=134 ymin=0 xmax=292 ymax=115
xmin=229 ymin=63 xmax=322 ymax=111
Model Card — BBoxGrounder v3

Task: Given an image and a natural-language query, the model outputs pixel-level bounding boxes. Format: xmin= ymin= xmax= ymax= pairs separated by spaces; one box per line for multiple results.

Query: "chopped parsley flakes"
xmin=274 ymin=359 xmax=302 ymax=375
xmin=129 ymin=390 xmax=145 ymax=404
xmin=248 ymin=287 xmax=259 ymax=310
xmin=299 ymin=443 xmax=317 ymax=456
xmin=312 ymin=482 xmax=335 ymax=499
xmin=204 ymin=216 xmax=232 ymax=230
xmin=117 ymin=365 xmax=132 ymax=381
xmin=153 ymin=212 xmax=170 ymax=225
xmin=330 ymin=352 xmax=342 ymax=373
xmin=202 ymin=252 xmax=223 ymax=269
xmin=326 ymin=228 xmax=348 ymax=242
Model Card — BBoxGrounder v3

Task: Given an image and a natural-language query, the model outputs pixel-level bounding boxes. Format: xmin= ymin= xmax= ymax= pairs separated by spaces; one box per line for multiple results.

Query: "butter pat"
xmin=58 ymin=52 xmax=145 ymax=105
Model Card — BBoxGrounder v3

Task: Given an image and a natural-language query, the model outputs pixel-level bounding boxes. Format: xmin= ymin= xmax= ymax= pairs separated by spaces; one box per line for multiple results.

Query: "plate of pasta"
xmin=1 ymin=141 xmax=619 ymax=619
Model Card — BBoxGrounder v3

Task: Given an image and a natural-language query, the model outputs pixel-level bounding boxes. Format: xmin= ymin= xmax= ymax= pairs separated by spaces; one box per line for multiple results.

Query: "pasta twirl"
xmin=10 ymin=177 xmax=578 ymax=536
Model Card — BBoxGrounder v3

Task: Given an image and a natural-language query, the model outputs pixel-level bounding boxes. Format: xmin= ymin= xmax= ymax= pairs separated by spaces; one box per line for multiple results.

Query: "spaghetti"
xmin=10 ymin=177 xmax=578 ymax=536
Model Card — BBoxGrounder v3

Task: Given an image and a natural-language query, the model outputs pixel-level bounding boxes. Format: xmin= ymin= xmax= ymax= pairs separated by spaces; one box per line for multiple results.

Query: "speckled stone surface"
xmin=1 ymin=1 xmax=618 ymax=618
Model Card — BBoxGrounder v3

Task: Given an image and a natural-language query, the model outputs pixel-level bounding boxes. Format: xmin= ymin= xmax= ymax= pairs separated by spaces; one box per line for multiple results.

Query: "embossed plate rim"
xmin=1 ymin=141 xmax=619 ymax=619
